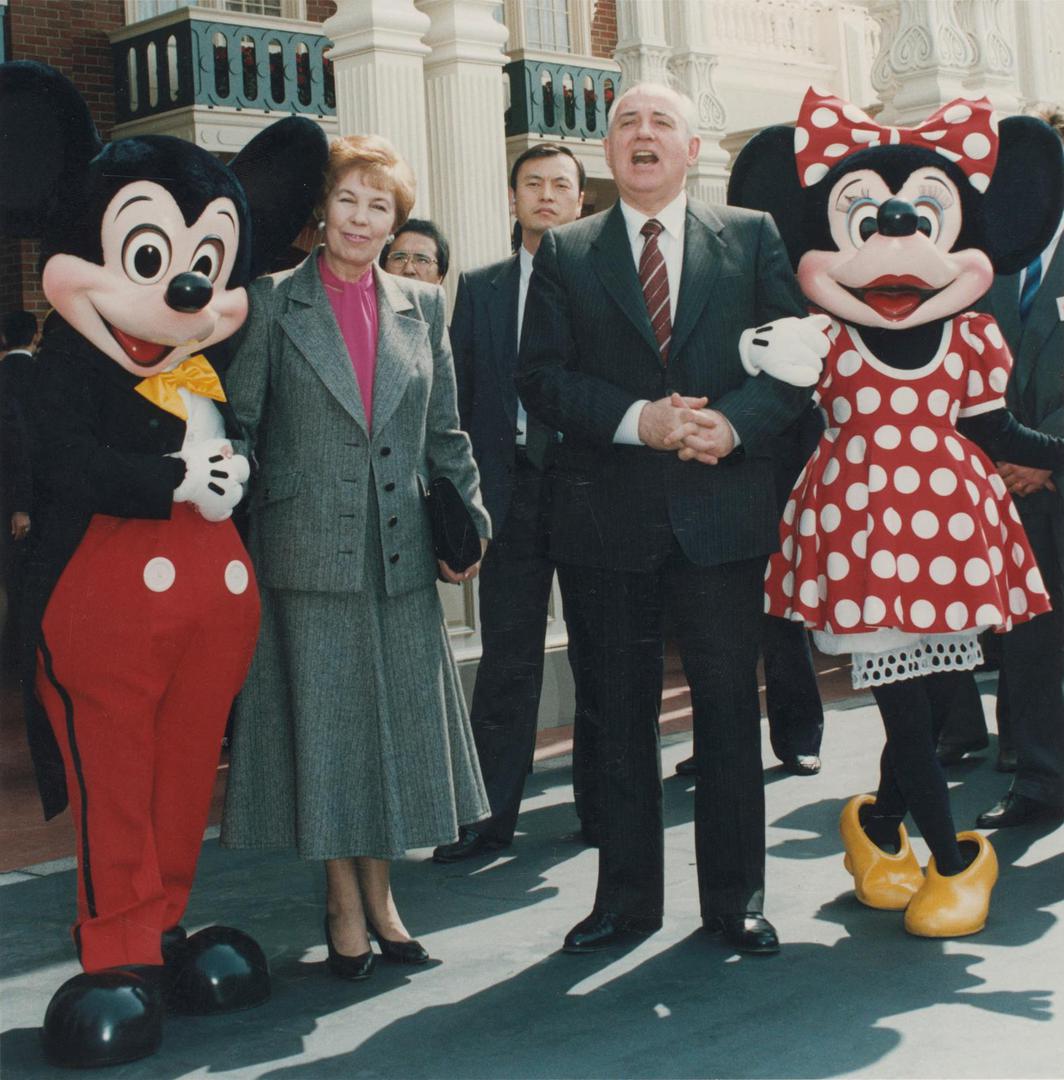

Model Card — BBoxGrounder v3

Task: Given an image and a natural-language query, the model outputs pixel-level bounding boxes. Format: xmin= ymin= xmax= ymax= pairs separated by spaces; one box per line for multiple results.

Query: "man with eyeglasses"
xmin=380 ymin=218 xmax=449 ymax=285
xmin=433 ymin=143 xmax=602 ymax=862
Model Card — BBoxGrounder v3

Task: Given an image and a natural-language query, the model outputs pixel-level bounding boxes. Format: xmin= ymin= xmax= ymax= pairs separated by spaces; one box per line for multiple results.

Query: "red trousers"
xmin=36 ymin=505 xmax=260 ymax=972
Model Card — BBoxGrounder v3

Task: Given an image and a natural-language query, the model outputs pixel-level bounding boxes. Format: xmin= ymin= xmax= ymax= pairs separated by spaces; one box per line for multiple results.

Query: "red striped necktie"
xmin=639 ymin=218 xmax=671 ymax=365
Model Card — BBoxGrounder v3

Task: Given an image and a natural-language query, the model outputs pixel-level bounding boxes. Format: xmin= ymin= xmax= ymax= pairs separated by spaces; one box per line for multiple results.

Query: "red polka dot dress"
xmin=764 ymin=312 xmax=1050 ymax=687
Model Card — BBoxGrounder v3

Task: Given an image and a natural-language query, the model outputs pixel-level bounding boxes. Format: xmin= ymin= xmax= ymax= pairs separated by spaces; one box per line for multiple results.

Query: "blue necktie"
xmin=1019 ymin=254 xmax=1043 ymax=320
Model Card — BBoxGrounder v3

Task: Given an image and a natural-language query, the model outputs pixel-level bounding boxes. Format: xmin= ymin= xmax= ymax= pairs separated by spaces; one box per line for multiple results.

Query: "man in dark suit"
xmin=516 ymin=83 xmax=821 ymax=954
xmin=433 ymin=144 xmax=600 ymax=862
xmin=976 ymin=103 xmax=1064 ymax=830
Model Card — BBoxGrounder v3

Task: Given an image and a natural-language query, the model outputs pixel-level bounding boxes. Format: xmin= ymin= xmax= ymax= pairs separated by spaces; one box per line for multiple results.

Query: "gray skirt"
xmin=221 ymin=491 xmax=488 ymax=860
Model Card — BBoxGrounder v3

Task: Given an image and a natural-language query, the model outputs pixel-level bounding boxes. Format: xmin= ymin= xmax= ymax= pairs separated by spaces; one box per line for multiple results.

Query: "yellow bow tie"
xmin=135 ymin=353 xmax=226 ymax=421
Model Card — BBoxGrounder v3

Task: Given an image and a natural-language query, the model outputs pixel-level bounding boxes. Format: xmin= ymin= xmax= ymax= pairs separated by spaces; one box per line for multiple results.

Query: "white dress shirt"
xmin=515 ymin=244 xmax=535 ymax=445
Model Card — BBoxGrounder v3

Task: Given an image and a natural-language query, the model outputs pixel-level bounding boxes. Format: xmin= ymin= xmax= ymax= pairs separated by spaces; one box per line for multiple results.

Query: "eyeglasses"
xmin=385 ymin=252 xmax=438 ymax=270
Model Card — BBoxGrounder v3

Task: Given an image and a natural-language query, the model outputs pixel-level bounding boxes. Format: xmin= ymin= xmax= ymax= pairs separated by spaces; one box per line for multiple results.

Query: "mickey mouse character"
xmin=0 ymin=61 xmax=326 ymax=1066
xmin=728 ymin=88 xmax=1064 ymax=938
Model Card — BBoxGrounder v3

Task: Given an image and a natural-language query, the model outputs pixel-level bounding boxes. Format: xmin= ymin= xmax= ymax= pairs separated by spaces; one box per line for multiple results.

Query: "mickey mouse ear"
xmin=0 ymin=60 xmax=102 ymax=239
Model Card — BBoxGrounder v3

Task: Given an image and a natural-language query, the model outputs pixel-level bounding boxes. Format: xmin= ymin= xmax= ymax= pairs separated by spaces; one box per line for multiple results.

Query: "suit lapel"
xmin=671 ymin=202 xmax=725 ymax=362
xmin=488 ymin=256 xmax=521 ymax=421
xmin=370 ymin=265 xmax=425 ymax=436
xmin=1017 ymin=245 xmax=1064 ymax=378
xmin=590 ymin=203 xmax=660 ymax=358
xmin=280 ymin=255 xmax=368 ymax=432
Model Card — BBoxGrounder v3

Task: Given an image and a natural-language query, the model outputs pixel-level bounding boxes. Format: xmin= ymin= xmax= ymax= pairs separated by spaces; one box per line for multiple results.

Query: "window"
xmin=126 ymin=0 xmax=303 ymax=22
xmin=525 ymin=0 xmax=571 ymax=53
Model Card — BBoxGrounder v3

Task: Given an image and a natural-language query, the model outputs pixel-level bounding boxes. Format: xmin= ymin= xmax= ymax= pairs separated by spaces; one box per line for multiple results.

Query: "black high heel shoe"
xmin=323 ymin=916 xmax=375 ymax=981
xmin=367 ymin=922 xmax=429 ymax=966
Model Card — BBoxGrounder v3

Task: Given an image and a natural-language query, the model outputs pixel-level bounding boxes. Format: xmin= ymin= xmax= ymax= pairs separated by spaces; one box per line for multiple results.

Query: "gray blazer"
xmin=228 ymin=253 xmax=489 ymax=596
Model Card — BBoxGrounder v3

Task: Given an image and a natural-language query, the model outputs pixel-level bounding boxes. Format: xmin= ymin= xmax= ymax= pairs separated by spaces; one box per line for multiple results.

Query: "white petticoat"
xmin=812 ymin=627 xmax=985 ymax=688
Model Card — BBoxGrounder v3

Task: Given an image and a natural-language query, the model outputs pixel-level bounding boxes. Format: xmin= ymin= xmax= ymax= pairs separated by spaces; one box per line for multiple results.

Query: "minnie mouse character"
xmin=728 ymin=88 xmax=1064 ymax=938
xmin=0 ymin=61 xmax=326 ymax=1066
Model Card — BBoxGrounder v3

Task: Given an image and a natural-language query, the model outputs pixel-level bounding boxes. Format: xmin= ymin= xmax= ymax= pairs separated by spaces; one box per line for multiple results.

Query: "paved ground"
xmin=2 ymin=676 xmax=1062 ymax=1079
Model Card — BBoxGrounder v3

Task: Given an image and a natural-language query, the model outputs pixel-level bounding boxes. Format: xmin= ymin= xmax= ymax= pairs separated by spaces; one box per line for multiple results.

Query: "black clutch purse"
xmin=423 ymin=476 xmax=481 ymax=576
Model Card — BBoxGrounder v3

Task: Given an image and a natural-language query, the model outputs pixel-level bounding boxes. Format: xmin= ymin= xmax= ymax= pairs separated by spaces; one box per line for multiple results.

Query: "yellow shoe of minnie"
xmin=904 ymin=832 xmax=998 ymax=938
xmin=839 ymin=793 xmax=924 ymax=910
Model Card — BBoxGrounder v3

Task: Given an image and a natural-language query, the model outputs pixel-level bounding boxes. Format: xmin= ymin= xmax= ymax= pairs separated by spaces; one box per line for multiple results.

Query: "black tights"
xmin=868 ymin=671 xmax=969 ymax=876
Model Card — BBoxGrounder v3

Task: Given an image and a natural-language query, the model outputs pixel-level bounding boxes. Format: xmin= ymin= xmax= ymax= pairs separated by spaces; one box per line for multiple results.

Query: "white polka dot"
xmin=818 ymin=575 xmax=828 ymax=600
xmin=874 ymin=425 xmax=901 ymax=450
xmin=1009 ymin=503 xmax=1021 ymax=523
xmin=944 ymin=103 xmax=973 ymax=124
xmin=851 ymin=530 xmax=868 ymax=558
xmin=988 ymin=473 xmax=1007 ymax=498
xmin=1009 ymin=587 xmax=1029 ymax=615
xmin=944 ymin=352 xmax=964 ymax=380
xmin=799 ymin=508 xmax=817 ymax=536
xmin=871 ymin=549 xmax=896 ymax=578
xmin=812 ymin=106 xmax=839 ymax=128
xmin=964 ymin=557 xmax=991 ymax=586
xmin=794 ymin=126 xmax=810 ymax=152
xmin=783 ymin=498 xmax=797 ymax=524
xmin=781 ymin=535 xmax=794 ymax=560
xmin=827 ymin=552 xmax=850 ymax=580
xmin=868 ymin=464 xmax=888 ymax=492
xmin=837 ymin=350 xmax=862 ymax=376
xmin=824 ymin=428 xmax=838 ymax=444
xmin=883 ymin=507 xmax=903 ymax=535
xmin=970 ymin=454 xmax=987 ymax=479
xmin=822 ymin=456 xmax=841 ymax=485
xmin=897 ymin=554 xmax=920 ymax=582
xmin=970 ymin=173 xmax=990 ymax=193
xmin=845 ymin=435 xmax=867 ymax=463
xmin=984 ymin=322 xmax=1004 ymax=349
xmin=967 ymin=369 xmax=985 ymax=398
xmin=913 ymin=510 xmax=939 ymax=538
xmin=931 ymin=468 xmax=959 ymax=496
xmin=799 ymin=579 xmax=820 ymax=607
xmin=1011 ymin=542 xmax=1026 ymax=567
xmin=930 ymin=556 xmax=957 ymax=584
xmin=824 ymin=142 xmax=850 ymax=158
xmin=834 ymin=599 xmax=861 ymax=627
xmin=832 ymin=397 xmax=852 ymax=423
xmin=975 ymin=603 xmax=1002 ymax=626
xmin=856 ymin=387 xmax=881 ymax=414
xmin=894 ymin=466 xmax=920 ymax=494
xmin=894 ymin=596 xmax=906 ymax=622
xmin=782 ymin=571 xmax=794 ymax=597
xmin=965 ymin=480 xmax=981 ymax=505
xmin=1027 ymin=566 xmax=1046 ymax=593
xmin=225 ymin=560 xmax=250 ymax=594
xmin=946 ymin=601 xmax=969 ymax=630
xmin=928 ymin=388 xmax=951 ymax=416
xmin=949 ymin=402 xmax=960 ymax=425
xmin=910 ymin=600 xmax=936 ymax=628
xmin=989 ymin=546 xmax=1003 ymax=574
xmin=821 ymin=503 xmax=842 ymax=532
xmin=804 ymin=163 xmax=829 ymax=186
xmin=846 ymin=483 xmax=869 ymax=510
xmin=842 ymin=102 xmax=868 ymax=123
xmin=891 ymin=386 xmax=919 ymax=415
xmin=984 ymin=498 xmax=1000 ymax=526
xmin=910 ymin=426 xmax=938 ymax=452
xmin=963 ymin=131 xmax=991 ymax=159
xmin=944 ymin=436 xmax=964 ymax=460
xmin=863 ymin=595 xmax=886 ymax=623
xmin=763 ymin=593 xmax=772 ymax=612
xmin=143 ymin=557 xmax=176 ymax=593
xmin=988 ymin=366 xmax=1008 ymax=393
xmin=949 ymin=512 xmax=975 ymax=540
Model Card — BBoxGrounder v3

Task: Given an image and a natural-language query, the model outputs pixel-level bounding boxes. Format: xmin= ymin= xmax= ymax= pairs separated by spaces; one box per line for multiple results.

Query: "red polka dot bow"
xmin=793 ymin=87 xmax=999 ymax=192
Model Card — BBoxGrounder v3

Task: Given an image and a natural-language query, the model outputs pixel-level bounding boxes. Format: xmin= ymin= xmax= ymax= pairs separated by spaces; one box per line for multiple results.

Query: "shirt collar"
xmin=619 ymin=190 xmax=688 ymax=248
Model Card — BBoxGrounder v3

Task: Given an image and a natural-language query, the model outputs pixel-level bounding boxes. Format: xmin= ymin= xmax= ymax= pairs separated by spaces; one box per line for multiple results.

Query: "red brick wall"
xmin=590 ymin=0 xmax=617 ymax=60
xmin=305 ymin=0 xmax=336 ymax=25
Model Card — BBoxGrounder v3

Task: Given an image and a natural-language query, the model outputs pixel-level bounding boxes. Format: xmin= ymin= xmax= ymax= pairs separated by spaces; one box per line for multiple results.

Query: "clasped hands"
xmin=639 ymin=394 xmax=734 ymax=465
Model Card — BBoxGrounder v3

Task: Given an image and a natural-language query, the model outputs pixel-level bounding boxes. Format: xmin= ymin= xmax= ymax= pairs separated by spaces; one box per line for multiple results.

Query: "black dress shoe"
xmin=975 ymin=792 xmax=1064 ymax=829
xmin=367 ymin=923 xmax=429 ymax=966
xmin=781 ymin=754 xmax=821 ymax=776
xmin=704 ymin=912 xmax=780 ymax=955
xmin=432 ymin=827 xmax=507 ymax=863
xmin=323 ymin=916 xmax=375 ymax=981
xmin=563 ymin=910 xmax=662 ymax=953
xmin=675 ymin=755 xmax=697 ymax=777
xmin=995 ymin=747 xmax=1018 ymax=773
xmin=935 ymin=736 xmax=989 ymax=766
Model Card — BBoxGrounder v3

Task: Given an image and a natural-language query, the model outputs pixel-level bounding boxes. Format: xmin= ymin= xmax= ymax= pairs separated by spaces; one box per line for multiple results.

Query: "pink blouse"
xmin=319 ymin=254 xmax=379 ymax=432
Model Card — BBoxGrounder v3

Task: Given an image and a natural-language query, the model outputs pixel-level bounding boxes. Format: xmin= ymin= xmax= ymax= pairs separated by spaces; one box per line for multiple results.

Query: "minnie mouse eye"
xmin=190 ymin=238 xmax=225 ymax=282
xmin=913 ymin=198 xmax=944 ymax=243
xmin=846 ymin=200 xmax=880 ymax=248
xmin=122 ymin=227 xmax=172 ymax=285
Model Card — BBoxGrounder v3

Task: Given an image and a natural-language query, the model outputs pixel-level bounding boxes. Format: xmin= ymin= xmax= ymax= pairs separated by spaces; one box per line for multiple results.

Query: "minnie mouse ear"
xmin=0 ymin=60 xmax=102 ymax=239
xmin=230 ymin=115 xmax=329 ymax=280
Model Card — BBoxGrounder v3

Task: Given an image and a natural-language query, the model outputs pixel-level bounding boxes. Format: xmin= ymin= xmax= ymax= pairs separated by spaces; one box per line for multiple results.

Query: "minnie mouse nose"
xmin=166 ymin=272 xmax=214 ymax=313
xmin=877 ymin=198 xmax=918 ymax=238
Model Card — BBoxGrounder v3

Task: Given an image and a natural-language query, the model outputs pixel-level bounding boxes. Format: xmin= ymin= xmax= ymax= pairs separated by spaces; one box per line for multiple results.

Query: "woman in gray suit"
xmin=221 ymin=135 xmax=490 ymax=979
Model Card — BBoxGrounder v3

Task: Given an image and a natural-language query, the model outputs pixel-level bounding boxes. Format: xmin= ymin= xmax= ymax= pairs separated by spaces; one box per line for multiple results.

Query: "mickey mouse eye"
xmin=190 ymin=238 xmax=225 ymax=282
xmin=122 ymin=227 xmax=172 ymax=285
xmin=913 ymin=198 xmax=944 ymax=243
xmin=846 ymin=200 xmax=880 ymax=247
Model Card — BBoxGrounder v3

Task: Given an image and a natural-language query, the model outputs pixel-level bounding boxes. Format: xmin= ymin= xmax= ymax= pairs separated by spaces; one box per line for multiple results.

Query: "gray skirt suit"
xmin=220 ymin=254 xmax=490 ymax=859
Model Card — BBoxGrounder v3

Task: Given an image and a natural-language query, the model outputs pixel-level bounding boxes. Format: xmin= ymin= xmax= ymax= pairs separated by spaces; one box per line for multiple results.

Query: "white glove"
xmin=739 ymin=313 xmax=831 ymax=387
xmin=172 ymin=438 xmax=250 ymax=522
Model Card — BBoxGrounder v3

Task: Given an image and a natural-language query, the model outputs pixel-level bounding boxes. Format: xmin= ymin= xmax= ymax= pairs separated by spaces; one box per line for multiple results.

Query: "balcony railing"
xmin=111 ymin=7 xmax=335 ymax=125
xmin=505 ymin=59 xmax=620 ymax=140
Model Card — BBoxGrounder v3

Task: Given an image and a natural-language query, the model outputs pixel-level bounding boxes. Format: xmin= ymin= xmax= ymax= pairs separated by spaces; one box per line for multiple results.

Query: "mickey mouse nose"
xmin=166 ymin=272 xmax=214 ymax=313
xmin=877 ymin=198 xmax=918 ymax=238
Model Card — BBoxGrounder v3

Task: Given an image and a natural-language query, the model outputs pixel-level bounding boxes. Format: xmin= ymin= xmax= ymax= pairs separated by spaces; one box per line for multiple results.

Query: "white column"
xmin=962 ymin=0 xmax=1023 ymax=113
xmin=614 ymin=0 xmax=671 ymax=87
xmin=322 ymin=0 xmax=434 ymax=214
xmin=417 ymin=0 xmax=512 ymax=288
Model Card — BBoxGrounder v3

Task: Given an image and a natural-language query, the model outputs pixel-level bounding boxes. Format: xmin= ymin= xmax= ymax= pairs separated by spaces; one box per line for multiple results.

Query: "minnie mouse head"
xmin=729 ymin=87 xmax=1063 ymax=331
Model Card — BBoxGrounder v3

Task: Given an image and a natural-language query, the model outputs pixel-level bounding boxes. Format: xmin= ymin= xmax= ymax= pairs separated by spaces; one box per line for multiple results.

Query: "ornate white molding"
xmin=668 ymin=54 xmax=728 ymax=134
xmin=615 ymin=0 xmax=671 ymax=86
